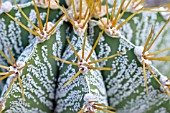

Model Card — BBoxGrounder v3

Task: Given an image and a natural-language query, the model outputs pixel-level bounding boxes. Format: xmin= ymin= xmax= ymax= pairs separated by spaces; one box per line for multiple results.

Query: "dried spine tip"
xmin=0 ymin=1 xmax=12 ymax=14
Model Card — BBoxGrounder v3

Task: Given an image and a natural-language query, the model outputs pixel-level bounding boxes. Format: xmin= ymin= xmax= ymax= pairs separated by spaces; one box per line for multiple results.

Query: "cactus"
xmin=0 ymin=0 xmax=170 ymax=113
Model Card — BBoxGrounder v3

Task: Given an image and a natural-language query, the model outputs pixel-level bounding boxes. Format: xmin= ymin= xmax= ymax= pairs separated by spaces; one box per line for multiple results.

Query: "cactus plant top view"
xmin=0 ymin=0 xmax=170 ymax=113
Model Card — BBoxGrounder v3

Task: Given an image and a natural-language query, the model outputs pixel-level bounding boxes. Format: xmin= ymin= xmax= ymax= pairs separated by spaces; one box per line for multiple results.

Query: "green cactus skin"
xmin=0 ymin=0 xmax=170 ymax=113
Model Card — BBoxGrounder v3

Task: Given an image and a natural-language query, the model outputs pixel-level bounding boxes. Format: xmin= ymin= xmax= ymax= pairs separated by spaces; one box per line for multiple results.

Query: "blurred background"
xmin=144 ymin=0 xmax=170 ymax=7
